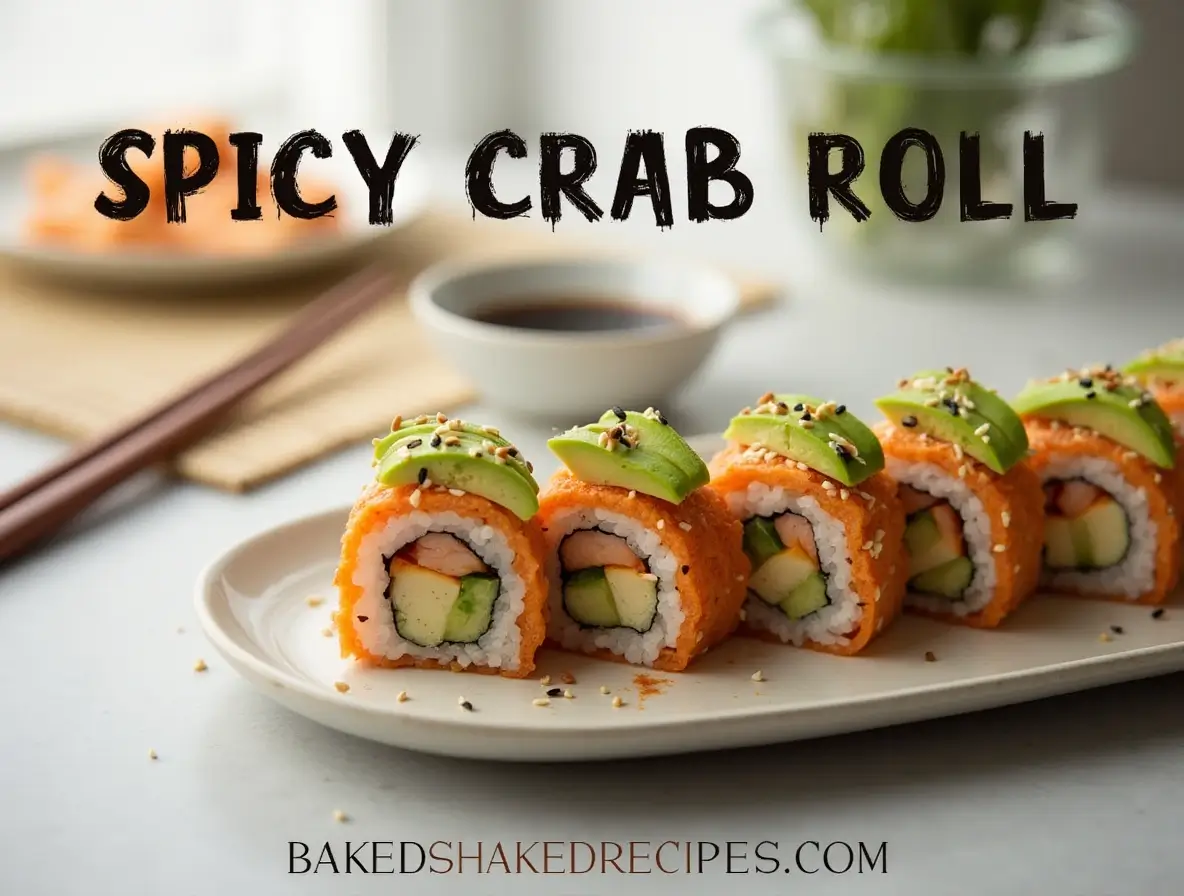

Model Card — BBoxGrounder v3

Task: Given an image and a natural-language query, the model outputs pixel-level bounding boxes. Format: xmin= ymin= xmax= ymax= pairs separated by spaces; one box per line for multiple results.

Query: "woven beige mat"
xmin=0 ymin=209 xmax=778 ymax=492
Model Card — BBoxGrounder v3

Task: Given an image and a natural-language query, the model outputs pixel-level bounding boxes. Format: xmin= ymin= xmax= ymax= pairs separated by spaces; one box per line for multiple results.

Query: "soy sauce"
xmin=471 ymin=299 xmax=684 ymax=333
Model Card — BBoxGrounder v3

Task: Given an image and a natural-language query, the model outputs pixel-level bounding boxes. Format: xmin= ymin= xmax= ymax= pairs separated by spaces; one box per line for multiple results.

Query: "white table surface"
xmin=2 ymin=153 xmax=1183 ymax=896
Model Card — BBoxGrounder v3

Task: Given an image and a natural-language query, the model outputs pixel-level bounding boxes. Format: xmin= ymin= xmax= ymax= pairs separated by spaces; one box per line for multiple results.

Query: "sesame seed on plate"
xmin=532 ymin=698 xmax=551 ymax=707
xmin=321 ymin=627 xmax=333 ymax=637
xmin=334 ymin=681 xmax=350 ymax=693
xmin=1098 ymin=632 xmax=1113 ymax=643
xmin=564 ymin=689 xmax=574 ymax=699
xmin=924 ymin=651 xmax=937 ymax=663
xmin=600 ymin=685 xmax=610 ymax=695
xmin=459 ymin=698 xmax=473 ymax=711
xmin=193 ymin=659 xmax=208 ymax=672
xmin=751 ymin=670 xmax=765 ymax=682
xmin=561 ymin=672 xmax=576 ymax=684
xmin=397 ymin=691 xmax=409 ymax=702
xmin=148 ymin=749 xmax=158 ymax=761
xmin=333 ymin=810 xmax=349 ymax=823
xmin=306 ymin=595 xmax=324 ymax=607
xmin=1110 ymin=625 xmax=1124 ymax=635
xmin=611 ymin=696 xmax=623 ymax=708
xmin=1152 ymin=608 xmax=1166 ymax=619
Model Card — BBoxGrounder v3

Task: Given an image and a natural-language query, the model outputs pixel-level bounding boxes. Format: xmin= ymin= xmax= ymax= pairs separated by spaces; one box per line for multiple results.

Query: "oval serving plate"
xmin=195 ymin=435 xmax=1184 ymax=762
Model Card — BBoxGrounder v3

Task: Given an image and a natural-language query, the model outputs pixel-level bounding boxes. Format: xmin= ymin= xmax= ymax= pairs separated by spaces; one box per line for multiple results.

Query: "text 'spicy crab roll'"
xmin=1124 ymin=339 xmax=1184 ymax=440
xmin=538 ymin=408 xmax=748 ymax=671
xmin=873 ymin=369 xmax=1045 ymax=628
xmin=1013 ymin=366 xmax=1182 ymax=605
xmin=334 ymin=414 xmax=548 ymax=678
xmin=708 ymin=393 xmax=907 ymax=655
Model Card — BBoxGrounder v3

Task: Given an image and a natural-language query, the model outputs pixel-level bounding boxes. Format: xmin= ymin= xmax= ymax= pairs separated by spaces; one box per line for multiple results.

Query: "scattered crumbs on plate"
xmin=924 ymin=651 xmax=937 ymax=663
xmin=332 ymin=810 xmax=349 ymax=823
xmin=1098 ymin=632 xmax=1113 ymax=643
xmin=599 ymin=685 xmax=610 ymax=695
xmin=560 ymin=671 xmax=577 ymax=685
xmin=540 ymin=674 xmax=552 ymax=686
xmin=321 ymin=628 xmax=334 ymax=638
xmin=1110 ymin=625 xmax=1124 ymax=635
xmin=148 ymin=749 xmax=158 ymax=761
xmin=750 ymin=670 xmax=765 ymax=683
xmin=611 ymin=695 xmax=624 ymax=708
xmin=563 ymin=689 xmax=574 ymax=700
xmin=305 ymin=595 xmax=325 ymax=608
xmin=1152 ymin=608 xmax=1166 ymax=620
xmin=193 ymin=658 xmax=208 ymax=673
xmin=397 ymin=690 xmax=409 ymax=702
xmin=546 ymin=687 xmax=563 ymax=698
xmin=532 ymin=697 xmax=550 ymax=708
xmin=459 ymin=698 xmax=474 ymax=711
xmin=333 ymin=681 xmax=350 ymax=693
xmin=632 ymin=673 xmax=672 ymax=708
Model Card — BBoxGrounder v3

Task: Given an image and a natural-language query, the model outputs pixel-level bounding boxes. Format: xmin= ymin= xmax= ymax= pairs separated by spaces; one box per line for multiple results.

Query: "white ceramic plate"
xmin=195 ymin=436 xmax=1184 ymax=762
xmin=0 ymin=133 xmax=431 ymax=288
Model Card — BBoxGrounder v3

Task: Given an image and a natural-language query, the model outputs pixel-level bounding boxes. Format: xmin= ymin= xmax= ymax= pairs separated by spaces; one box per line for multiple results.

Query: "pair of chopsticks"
xmin=0 ymin=263 xmax=394 ymax=565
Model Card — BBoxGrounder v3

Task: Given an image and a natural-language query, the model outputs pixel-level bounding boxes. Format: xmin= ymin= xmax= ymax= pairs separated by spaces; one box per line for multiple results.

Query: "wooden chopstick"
xmin=0 ymin=262 xmax=394 ymax=564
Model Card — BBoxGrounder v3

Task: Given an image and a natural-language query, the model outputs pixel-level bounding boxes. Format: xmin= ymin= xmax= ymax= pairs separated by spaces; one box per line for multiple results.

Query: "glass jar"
xmin=754 ymin=0 xmax=1136 ymax=286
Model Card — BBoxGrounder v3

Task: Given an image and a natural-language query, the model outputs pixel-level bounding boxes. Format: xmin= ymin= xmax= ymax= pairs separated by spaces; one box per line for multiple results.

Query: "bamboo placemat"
xmin=0 ymin=210 xmax=778 ymax=492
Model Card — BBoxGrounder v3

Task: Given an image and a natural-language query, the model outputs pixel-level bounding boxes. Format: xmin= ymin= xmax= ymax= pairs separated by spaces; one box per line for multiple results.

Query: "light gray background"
xmin=1 ymin=147 xmax=1182 ymax=894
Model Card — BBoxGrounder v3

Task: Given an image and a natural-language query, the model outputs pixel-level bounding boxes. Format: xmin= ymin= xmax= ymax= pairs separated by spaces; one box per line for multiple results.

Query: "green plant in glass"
xmin=788 ymin=0 xmax=1059 ymax=253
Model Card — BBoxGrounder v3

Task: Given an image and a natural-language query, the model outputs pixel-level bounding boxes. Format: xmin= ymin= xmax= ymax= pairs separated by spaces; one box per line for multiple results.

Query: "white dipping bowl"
xmin=408 ymin=257 xmax=739 ymax=418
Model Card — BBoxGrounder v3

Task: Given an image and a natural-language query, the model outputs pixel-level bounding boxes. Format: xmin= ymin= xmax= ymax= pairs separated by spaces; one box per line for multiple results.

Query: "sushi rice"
xmin=1037 ymin=455 xmax=1158 ymax=600
xmin=885 ymin=458 xmax=997 ymax=618
xmin=546 ymin=507 xmax=683 ymax=667
xmin=349 ymin=511 xmax=526 ymax=670
xmin=723 ymin=482 xmax=861 ymax=649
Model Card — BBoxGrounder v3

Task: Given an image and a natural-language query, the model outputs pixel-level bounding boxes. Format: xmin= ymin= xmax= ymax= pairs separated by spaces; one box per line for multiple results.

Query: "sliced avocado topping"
xmin=374 ymin=415 xmax=540 ymax=519
xmin=547 ymin=409 xmax=709 ymax=504
xmin=1124 ymin=338 xmax=1184 ymax=386
xmin=442 ymin=573 xmax=499 ymax=643
xmin=723 ymin=393 xmax=884 ymax=486
xmin=1013 ymin=366 xmax=1176 ymax=469
xmin=875 ymin=368 xmax=1028 ymax=475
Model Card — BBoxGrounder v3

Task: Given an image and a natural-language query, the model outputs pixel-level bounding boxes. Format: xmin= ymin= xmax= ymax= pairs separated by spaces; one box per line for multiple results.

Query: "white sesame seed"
xmin=305 ymin=595 xmax=324 ymax=608
xmin=874 ymin=586 xmax=882 ymax=602
xmin=193 ymin=658 xmax=208 ymax=672
xmin=611 ymin=696 xmax=623 ymax=708
xmin=540 ymin=675 xmax=551 ymax=686
xmin=993 ymin=544 xmax=1006 ymax=553
xmin=957 ymin=465 xmax=968 ymax=479
xmin=409 ymin=488 xmax=422 ymax=507
xmin=148 ymin=749 xmax=158 ymax=761
xmin=678 ymin=522 xmax=692 ymax=531
xmin=457 ymin=695 xmax=467 ymax=705
xmin=796 ymin=462 xmax=809 ymax=471
xmin=952 ymin=444 xmax=964 ymax=460
xmin=1154 ymin=473 xmax=1162 ymax=484
xmin=334 ymin=681 xmax=350 ymax=693
xmin=656 ymin=519 xmax=665 ymax=530
xmin=448 ymin=488 xmax=466 ymax=497
xmin=862 ymin=540 xmax=874 ymax=551
xmin=397 ymin=690 xmax=408 ymax=702
xmin=599 ymin=685 xmax=610 ymax=695
xmin=333 ymin=810 xmax=349 ymax=823
xmin=751 ymin=670 xmax=764 ymax=682
xmin=1002 ymin=511 xmax=1011 ymax=528
xmin=321 ymin=627 xmax=334 ymax=638
xmin=532 ymin=697 xmax=550 ymax=707
xmin=840 ymin=489 xmax=849 ymax=501
xmin=564 ymin=690 xmax=574 ymax=699
xmin=735 ymin=574 xmax=745 ymax=582
xmin=628 ymin=490 xmax=637 ymax=498
xmin=982 ymin=435 xmax=991 ymax=444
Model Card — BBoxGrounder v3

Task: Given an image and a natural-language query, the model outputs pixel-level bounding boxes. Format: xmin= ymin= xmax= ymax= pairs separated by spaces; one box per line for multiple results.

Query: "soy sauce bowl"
xmin=408 ymin=257 xmax=740 ymax=419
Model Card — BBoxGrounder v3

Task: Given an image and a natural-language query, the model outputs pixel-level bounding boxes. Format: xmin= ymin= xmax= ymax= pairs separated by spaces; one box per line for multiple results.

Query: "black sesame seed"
xmin=1110 ymin=625 xmax=1124 ymax=635
xmin=507 ymin=447 xmax=519 ymax=457
xmin=836 ymin=404 xmax=847 ymax=415
xmin=460 ymin=701 xmax=474 ymax=711
xmin=834 ymin=444 xmax=850 ymax=459
xmin=1085 ymin=391 xmax=1097 ymax=400
xmin=430 ymin=434 xmax=442 ymax=448
xmin=546 ymin=687 xmax=563 ymax=698
xmin=611 ymin=406 xmax=626 ymax=421
xmin=1152 ymin=608 xmax=1166 ymax=619
xmin=657 ymin=412 xmax=669 ymax=425
xmin=901 ymin=415 xmax=918 ymax=428
xmin=618 ymin=438 xmax=632 ymax=449
xmin=793 ymin=403 xmax=804 ymax=412
xmin=943 ymin=398 xmax=960 ymax=416
xmin=1079 ymin=378 xmax=1093 ymax=388
xmin=681 ymin=565 xmax=690 ymax=574
xmin=417 ymin=468 xmax=428 ymax=485
xmin=406 ymin=438 xmax=423 ymax=449
xmin=801 ymin=411 xmax=812 ymax=422
xmin=357 ymin=615 xmax=369 ymax=622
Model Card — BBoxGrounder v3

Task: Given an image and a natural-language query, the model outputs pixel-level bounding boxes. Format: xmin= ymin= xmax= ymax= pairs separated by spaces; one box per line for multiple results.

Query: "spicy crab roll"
xmin=1124 ymin=339 xmax=1184 ymax=440
xmin=538 ymin=408 xmax=748 ymax=671
xmin=1013 ymin=365 xmax=1182 ymax=605
xmin=873 ymin=369 xmax=1044 ymax=628
xmin=334 ymin=414 xmax=549 ymax=679
xmin=707 ymin=394 xmax=907 ymax=655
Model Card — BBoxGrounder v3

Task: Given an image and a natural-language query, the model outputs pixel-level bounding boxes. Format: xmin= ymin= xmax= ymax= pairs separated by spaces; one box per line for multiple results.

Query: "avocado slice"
xmin=1013 ymin=371 xmax=1176 ymax=469
xmin=595 ymin=409 xmax=709 ymax=489
xmin=563 ymin=567 xmax=621 ymax=628
xmin=441 ymin=573 xmax=499 ymax=643
xmin=1124 ymin=339 xmax=1184 ymax=385
xmin=910 ymin=556 xmax=974 ymax=599
xmin=375 ymin=425 xmax=540 ymax=520
xmin=388 ymin=558 xmax=461 ymax=647
xmin=742 ymin=517 xmax=785 ymax=569
xmin=1044 ymin=517 xmax=1079 ymax=570
xmin=547 ymin=422 xmax=702 ymax=504
xmin=603 ymin=566 xmax=659 ymax=633
xmin=780 ymin=572 xmax=830 ymax=620
xmin=748 ymin=545 xmax=817 ymax=605
xmin=876 ymin=369 xmax=1028 ymax=474
xmin=1075 ymin=499 xmax=1130 ymax=568
xmin=904 ymin=504 xmax=965 ymax=576
xmin=723 ymin=393 xmax=884 ymax=486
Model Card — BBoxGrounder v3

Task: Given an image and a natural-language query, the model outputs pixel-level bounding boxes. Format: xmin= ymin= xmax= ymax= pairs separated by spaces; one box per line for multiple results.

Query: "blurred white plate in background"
xmin=0 ymin=131 xmax=431 ymax=288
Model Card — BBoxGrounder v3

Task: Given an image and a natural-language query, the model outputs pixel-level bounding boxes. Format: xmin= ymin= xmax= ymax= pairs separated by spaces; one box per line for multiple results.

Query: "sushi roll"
xmin=708 ymin=393 xmax=907 ymax=655
xmin=333 ymin=414 xmax=549 ymax=678
xmin=874 ymin=368 xmax=1044 ymax=628
xmin=1124 ymin=339 xmax=1184 ymax=440
xmin=538 ymin=408 xmax=748 ymax=671
xmin=1013 ymin=365 xmax=1182 ymax=605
